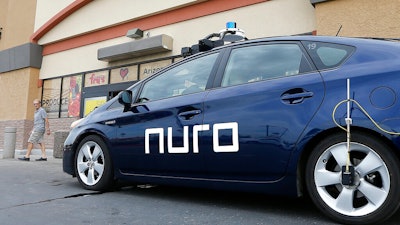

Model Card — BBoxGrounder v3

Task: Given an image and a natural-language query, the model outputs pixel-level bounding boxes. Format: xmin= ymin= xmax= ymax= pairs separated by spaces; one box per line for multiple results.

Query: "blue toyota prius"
xmin=63 ymin=33 xmax=400 ymax=224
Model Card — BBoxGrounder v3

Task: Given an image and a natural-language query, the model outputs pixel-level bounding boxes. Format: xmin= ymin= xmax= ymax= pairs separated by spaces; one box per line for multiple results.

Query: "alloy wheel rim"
xmin=77 ymin=141 xmax=105 ymax=186
xmin=314 ymin=142 xmax=390 ymax=216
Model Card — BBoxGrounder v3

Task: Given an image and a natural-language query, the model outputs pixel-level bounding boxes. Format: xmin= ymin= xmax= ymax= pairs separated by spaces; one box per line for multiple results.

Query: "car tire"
xmin=74 ymin=135 xmax=114 ymax=191
xmin=305 ymin=131 xmax=400 ymax=225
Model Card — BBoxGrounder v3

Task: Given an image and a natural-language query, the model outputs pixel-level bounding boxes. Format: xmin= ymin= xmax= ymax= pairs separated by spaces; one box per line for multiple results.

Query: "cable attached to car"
xmin=332 ymin=92 xmax=400 ymax=136
xmin=332 ymin=79 xmax=400 ymax=185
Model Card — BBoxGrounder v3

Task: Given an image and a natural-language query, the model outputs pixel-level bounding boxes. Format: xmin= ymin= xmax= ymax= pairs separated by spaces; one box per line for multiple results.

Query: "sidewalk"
xmin=0 ymin=148 xmax=54 ymax=160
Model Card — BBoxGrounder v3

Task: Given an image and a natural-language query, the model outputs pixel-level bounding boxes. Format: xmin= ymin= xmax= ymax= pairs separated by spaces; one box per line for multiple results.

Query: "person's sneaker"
xmin=18 ymin=156 xmax=30 ymax=161
xmin=35 ymin=157 xmax=47 ymax=161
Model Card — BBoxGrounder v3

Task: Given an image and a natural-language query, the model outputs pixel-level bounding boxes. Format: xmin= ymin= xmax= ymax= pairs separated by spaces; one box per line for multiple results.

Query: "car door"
xmin=112 ymin=52 xmax=220 ymax=178
xmin=200 ymin=42 xmax=325 ymax=182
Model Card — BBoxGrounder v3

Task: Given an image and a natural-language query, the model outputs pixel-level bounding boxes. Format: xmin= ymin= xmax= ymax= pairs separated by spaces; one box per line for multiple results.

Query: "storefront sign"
xmin=110 ymin=65 xmax=138 ymax=83
xmin=139 ymin=59 xmax=172 ymax=80
xmin=85 ymin=70 xmax=109 ymax=87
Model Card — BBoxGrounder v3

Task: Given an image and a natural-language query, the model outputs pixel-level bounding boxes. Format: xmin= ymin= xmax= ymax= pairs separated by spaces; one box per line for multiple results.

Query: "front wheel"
xmin=74 ymin=135 xmax=114 ymax=191
xmin=305 ymin=131 xmax=400 ymax=224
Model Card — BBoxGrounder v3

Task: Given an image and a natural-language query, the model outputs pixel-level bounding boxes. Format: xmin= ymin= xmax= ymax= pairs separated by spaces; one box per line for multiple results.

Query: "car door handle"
xmin=178 ymin=110 xmax=202 ymax=120
xmin=281 ymin=89 xmax=314 ymax=104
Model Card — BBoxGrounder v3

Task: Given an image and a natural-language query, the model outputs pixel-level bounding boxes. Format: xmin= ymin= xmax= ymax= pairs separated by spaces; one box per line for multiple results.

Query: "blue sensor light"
xmin=226 ymin=22 xmax=236 ymax=29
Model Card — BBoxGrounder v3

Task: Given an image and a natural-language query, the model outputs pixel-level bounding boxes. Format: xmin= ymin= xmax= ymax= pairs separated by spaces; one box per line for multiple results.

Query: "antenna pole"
xmin=336 ymin=24 xmax=343 ymax=36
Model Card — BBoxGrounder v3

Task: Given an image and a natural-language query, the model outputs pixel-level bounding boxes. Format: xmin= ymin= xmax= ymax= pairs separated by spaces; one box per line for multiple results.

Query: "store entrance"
xmin=81 ymin=82 xmax=135 ymax=117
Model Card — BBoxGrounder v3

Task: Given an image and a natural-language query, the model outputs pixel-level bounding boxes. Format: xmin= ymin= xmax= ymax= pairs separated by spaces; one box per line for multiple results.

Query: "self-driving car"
xmin=63 ymin=30 xmax=400 ymax=224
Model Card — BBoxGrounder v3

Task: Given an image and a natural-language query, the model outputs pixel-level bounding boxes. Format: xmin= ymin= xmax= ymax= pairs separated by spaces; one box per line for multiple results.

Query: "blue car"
xmin=63 ymin=34 xmax=400 ymax=224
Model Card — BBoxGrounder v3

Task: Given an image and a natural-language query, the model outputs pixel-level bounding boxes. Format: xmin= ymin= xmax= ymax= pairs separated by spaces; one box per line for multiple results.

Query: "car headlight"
xmin=70 ymin=118 xmax=85 ymax=129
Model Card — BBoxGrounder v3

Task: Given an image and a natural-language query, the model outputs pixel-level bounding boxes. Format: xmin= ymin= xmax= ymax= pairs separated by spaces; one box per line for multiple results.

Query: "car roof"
xmin=215 ymin=35 xmax=400 ymax=49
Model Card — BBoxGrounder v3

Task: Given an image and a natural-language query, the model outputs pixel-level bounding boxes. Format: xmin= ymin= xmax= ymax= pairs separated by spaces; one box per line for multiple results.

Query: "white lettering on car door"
xmin=168 ymin=126 xmax=189 ymax=153
xmin=144 ymin=122 xmax=239 ymax=154
xmin=145 ymin=128 xmax=164 ymax=154
xmin=193 ymin=124 xmax=210 ymax=153
xmin=213 ymin=122 xmax=239 ymax=153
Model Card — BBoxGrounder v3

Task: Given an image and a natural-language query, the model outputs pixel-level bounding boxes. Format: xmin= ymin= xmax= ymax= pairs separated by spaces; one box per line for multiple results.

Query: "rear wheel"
xmin=74 ymin=135 xmax=114 ymax=191
xmin=305 ymin=131 xmax=400 ymax=224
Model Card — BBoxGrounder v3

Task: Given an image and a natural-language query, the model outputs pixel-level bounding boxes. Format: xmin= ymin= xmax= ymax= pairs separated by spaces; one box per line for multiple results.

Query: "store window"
xmin=62 ymin=75 xmax=83 ymax=117
xmin=42 ymin=78 xmax=62 ymax=118
xmin=42 ymin=56 xmax=179 ymax=118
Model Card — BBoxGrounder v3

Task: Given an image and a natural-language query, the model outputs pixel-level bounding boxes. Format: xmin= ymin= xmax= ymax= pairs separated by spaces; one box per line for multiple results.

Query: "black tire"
xmin=74 ymin=135 xmax=114 ymax=191
xmin=305 ymin=131 xmax=400 ymax=225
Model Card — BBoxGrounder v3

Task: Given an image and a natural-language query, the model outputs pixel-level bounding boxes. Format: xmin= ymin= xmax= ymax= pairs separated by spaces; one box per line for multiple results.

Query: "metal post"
xmin=3 ymin=127 xmax=17 ymax=158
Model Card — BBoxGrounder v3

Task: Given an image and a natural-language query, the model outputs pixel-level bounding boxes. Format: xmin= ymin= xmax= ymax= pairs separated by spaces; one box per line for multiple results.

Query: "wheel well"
xmin=296 ymin=126 xmax=400 ymax=196
xmin=72 ymin=131 xmax=108 ymax=152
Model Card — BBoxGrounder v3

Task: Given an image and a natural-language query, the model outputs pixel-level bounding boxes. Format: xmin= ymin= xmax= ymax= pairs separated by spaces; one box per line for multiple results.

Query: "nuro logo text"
xmin=145 ymin=122 xmax=239 ymax=154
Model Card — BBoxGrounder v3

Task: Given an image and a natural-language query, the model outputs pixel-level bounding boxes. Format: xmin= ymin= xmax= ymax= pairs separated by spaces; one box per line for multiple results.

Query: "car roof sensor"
xmin=182 ymin=22 xmax=247 ymax=57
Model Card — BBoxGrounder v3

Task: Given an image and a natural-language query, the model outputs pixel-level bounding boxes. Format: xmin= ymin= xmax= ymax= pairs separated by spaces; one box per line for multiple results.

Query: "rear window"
xmin=302 ymin=41 xmax=355 ymax=70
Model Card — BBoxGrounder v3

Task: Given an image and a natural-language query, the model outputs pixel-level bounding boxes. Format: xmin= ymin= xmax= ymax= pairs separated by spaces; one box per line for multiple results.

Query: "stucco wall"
xmin=0 ymin=67 xmax=42 ymax=150
xmin=36 ymin=0 xmax=203 ymax=44
xmin=315 ymin=0 xmax=400 ymax=37
xmin=38 ymin=0 xmax=316 ymax=79
xmin=0 ymin=0 xmax=37 ymax=49
xmin=34 ymin=0 xmax=75 ymax=31
xmin=0 ymin=0 xmax=43 ymax=153
xmin=0 ymin=68 xmax=41 ymax=120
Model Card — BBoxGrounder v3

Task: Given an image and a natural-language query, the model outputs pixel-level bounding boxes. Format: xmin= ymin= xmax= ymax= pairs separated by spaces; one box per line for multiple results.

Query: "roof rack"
xmin=181 ymin=22 xmax=247 ymax=57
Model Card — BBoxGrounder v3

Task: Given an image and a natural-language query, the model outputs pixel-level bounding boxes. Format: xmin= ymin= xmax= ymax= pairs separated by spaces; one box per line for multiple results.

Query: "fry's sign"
xmin=88 ymin=73 xmax=106 ymax=85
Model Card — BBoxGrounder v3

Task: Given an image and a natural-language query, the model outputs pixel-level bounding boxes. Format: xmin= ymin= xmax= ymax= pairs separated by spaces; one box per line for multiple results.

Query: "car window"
xmin=221 ymin=44 xmax=312 ymax=87
xmin=302 ymin=41 xmax=355 ymax=70
xmin=139 ymin=53 xmax=218 ymax=102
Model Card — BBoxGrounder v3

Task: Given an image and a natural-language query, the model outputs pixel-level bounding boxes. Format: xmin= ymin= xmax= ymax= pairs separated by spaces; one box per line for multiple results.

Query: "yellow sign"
xmin=84 ymin=96 xmax=107 ymax=116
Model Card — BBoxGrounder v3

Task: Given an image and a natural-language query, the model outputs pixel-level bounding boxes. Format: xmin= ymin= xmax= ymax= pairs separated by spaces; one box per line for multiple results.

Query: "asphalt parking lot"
xmin=0 ymin=157 xmax=334 ymax=225
xmin=1 ymin=157 xmax=400 ymax=225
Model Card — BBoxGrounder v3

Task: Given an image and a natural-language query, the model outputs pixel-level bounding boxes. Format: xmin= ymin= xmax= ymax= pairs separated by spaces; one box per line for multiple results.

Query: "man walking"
xmin=19 ymin=99 xmax=50 ymax=161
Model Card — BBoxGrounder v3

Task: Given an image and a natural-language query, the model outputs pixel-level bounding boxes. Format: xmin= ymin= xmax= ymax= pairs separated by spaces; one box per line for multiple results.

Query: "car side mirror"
xmin=118 ymin=90 xmax=132 ymax=112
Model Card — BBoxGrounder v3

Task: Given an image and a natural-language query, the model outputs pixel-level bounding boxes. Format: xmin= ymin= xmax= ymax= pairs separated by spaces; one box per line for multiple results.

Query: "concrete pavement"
xmin=0 ymin=148 xmax=54 ymax=160
xmin=0 ymin=156 xmax=99 ymax=224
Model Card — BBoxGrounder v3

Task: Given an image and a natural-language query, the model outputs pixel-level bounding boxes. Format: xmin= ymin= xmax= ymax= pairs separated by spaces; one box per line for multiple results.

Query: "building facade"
xmin=312 ymin=0 xmax=400 ymax=37
xmin=2 ymin=0 xmax=400 ymax=152
xmin=0 ymin=0 xmax=44 ymax=150
xmin=1 ymin=0 xmax=317 ymax=151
